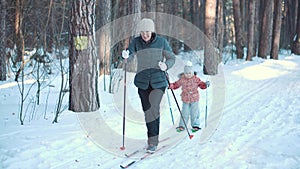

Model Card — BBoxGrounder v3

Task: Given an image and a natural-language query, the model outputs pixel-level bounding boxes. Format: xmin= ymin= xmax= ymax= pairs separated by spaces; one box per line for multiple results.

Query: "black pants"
xmin=138 ymin=86 xmax=165 ymax=146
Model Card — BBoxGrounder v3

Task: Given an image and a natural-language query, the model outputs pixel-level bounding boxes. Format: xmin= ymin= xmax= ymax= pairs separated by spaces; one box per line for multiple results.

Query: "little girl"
xmin=168 ymin=61 xmax=209 ymax=132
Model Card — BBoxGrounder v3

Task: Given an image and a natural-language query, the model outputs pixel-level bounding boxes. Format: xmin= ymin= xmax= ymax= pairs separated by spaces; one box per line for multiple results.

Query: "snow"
xmin=1 ymin=52 xmax=300 ymax=169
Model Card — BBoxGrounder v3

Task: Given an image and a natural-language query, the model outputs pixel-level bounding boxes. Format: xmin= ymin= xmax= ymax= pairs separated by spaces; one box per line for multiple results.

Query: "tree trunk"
xmin=190 ymin=0 xmax=201 ymax=30
xmin=44 ymin=0 xmax=54 ymax=54
xmin=98 ymin=0 xmax=111 ymax=77
xmin=190 ymin=0 xmax=195 ymax=25
xmin=280 ymin=0 xmax=292 ymax=49
xmin=146 ymin=0 xmax=156 ymax=12
xmin=204 ymin=0 xmax=218 ymax=75
xmin=14 ymin=0 xmax=23 ymax=65
xmin=199 ymin=0 xmax=206 ymax=32
xmin=233 ymin=0 xmax=244 ymax=59
xmin=246 ymin=0 xmax=256 ymax=61
xmin=253 ymin=0 xmax=261 ymax=56
xmin=271 ymin=0 xmax=283 ymax=59
xmin=216 ymin=0 xmax=224 ymax=63
xmin=258 ymin=0 xmax=274 ymax=58
xmin=292 ymin=0 xmax=300 ymax=54
xmin=126 ymin=0 xmax=141 ymax=71
xmin=14 ymin=0 xmax=25 ymax=81
xmin=128 ymin=0 xmax=141 ymax=32
xmin=69 ymin=0 xmax=100 ymax=112
xmin=0 ymin=0 xmax=7 ymax=81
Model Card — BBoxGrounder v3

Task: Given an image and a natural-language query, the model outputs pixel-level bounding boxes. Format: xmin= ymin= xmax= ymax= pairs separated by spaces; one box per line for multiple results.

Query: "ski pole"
xmin=205 ymin=77 xmax=208 ymax=128
xmin=205 ymin=87 xmax=208 ymax=128
xmin=120 ymin=58 xmax=127 ymax=150
xmin=165 ymin=72 xmax=194 ymax=139
xmin=166 ymin=89 xmax=174 ymax=125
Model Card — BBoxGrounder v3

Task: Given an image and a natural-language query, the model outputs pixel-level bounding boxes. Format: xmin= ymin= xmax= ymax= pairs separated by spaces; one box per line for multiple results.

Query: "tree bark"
xmin=98 ymin=0 xmax=111 ymax=76
xmin=271 ymin=0 xmax=283 ymax=59
xmin=0 ymin=0 xmax=7 ymax=80
xmin=233 ymin=0 xmax=244 ymax=59
xmin=69 ymin=0 xmax=100 ymax=112
xmin=14 ymin=0 xmax=25 ymax=81
xmin=216 ymin=0 xmax=224 ymax=63
xmin=204 ymin=0 xmax=218 ymax=75
xmin=146 ymin=0 xmax=156 ymax=12
xmin=14 ymin=0 xmax=23 ymax=65
xmin=246 ymin=0 xmax=256 ymax=61
xmin=253 ymin=0 xmax=261 ymax=56
xmin=126 ymin=0 xmax=141 ymax=71
xmin=199 ymin=0 xmax=206 ymax=32
xmin=292 ymin=0 xmax=300 ymax=54
xmin=258 ymin=0 xmax=274 ymax=58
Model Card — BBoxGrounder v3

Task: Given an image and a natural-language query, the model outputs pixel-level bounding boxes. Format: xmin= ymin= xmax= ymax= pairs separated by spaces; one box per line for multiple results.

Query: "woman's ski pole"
xmin=205 ymin=87 xmax=208 ymax=128
xmin=120 ymin=58 xmax=127 ymax=150
xmin=165 ymin=72 xmax=194 ymax=139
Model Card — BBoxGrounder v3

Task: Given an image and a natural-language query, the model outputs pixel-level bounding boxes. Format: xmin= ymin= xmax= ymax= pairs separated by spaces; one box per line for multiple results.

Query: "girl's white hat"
xmin=184 ymin=61 xmax=193 ymax=74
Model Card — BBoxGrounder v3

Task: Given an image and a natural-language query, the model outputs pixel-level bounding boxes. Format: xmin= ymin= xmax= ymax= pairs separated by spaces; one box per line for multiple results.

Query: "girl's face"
xmin=184 ymin=72 xmax=193 ymax=78
xmin=141 ymin=31 xmax=152 ymax=42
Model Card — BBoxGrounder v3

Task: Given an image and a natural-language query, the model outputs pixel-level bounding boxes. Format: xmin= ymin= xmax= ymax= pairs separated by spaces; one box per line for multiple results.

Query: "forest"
xmin=0 ymin=0 xmax=299 ymax=124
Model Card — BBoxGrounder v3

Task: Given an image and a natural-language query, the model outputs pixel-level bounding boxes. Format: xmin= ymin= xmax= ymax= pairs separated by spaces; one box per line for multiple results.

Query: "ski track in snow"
xmin=1 ymin=56 xmax=300 ymax=169
xmin=195 ymin=60 xmax=300 ymax=168
xmin=132 ymin=58 xmax=300 ymax=169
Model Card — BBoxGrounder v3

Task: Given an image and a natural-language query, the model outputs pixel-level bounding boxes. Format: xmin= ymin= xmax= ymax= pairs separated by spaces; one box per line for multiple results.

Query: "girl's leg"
xmin=179 ymin=102 xmax=190 ymax=129
xmin=190 ymin=101 xmax=200 ymax=128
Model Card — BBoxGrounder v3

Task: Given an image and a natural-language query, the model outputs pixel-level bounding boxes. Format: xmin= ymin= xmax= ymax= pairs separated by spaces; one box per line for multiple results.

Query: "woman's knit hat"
xmin=137 ymin=18 xmax=155 ymax=32
xmin=184 ymin=61 xmax=193 ymax=74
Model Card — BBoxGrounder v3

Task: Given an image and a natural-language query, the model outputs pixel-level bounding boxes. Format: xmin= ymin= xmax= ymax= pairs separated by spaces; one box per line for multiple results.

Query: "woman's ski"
xmin=120 ymin=145 xmax=168 ymax=168
xmin=124 ymin=137 xmax=170 ymax=158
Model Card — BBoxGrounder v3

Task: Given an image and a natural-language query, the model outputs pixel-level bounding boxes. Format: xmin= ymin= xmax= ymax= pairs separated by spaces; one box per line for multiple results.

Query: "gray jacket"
xmin=127 ymin=34 xmax=175 ymax=90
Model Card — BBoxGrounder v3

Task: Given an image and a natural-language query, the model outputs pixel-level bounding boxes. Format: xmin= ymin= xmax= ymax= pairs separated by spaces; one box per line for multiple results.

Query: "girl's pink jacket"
xmin=169 ymin=75 xmax=207 ymax=103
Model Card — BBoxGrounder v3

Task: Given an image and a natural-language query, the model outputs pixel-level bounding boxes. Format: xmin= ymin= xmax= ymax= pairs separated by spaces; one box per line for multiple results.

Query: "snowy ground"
xmin=1 ymin=52 xmax=300 ymax=169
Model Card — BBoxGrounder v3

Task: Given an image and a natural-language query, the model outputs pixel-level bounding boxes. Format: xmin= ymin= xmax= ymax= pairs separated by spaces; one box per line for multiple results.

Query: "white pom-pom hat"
xmin=184 ymin=61 xmax=193 ymax=74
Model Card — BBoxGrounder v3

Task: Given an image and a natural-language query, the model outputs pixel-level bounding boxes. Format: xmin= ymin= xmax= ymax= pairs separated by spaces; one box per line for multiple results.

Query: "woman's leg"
xmin=138 ymin=87 xmax=165 ymax=146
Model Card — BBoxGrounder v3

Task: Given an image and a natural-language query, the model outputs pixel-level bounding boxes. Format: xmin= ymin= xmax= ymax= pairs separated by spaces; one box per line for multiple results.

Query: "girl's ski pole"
xmin=205 ymin=77 xmax=209 ymax=128
xmin=165 ymin=79 xmax=174 ymax=125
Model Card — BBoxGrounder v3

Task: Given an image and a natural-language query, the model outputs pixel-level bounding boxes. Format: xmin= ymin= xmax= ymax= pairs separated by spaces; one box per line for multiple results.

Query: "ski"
xmin=120 ymin=145 xmax=167 ymax=169
xmin=124 ymin=137 xmax=170 ymax=158
xmin=191 ymin=128 xmax=201 ymax=133
xmin=125 ymin=150 xmax=139 ymax=158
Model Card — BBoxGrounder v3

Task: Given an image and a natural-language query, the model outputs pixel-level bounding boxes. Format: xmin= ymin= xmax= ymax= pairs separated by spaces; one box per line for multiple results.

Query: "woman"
xmin=122 ymin=18 xmax=175 ymax=153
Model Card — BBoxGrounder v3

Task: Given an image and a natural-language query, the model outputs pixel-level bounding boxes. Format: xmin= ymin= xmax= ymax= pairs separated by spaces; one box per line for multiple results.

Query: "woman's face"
xmin=140 ymin=31 xmax=152 ymax=42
